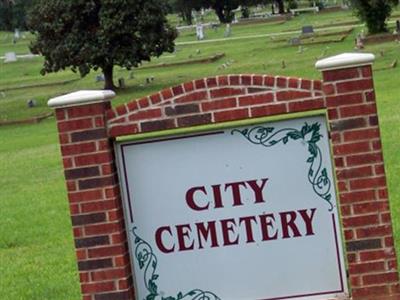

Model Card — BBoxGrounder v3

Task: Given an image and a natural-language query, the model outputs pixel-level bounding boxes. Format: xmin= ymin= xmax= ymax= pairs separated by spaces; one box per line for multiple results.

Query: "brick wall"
xmin=106 ymin=74 xmax=323 ymax=137
xmin=322 ymin=65 xmax=400 ymax=300
xmin=54 ymin=102 xmax=134 ymax=300
xmin=52 ymin=63 xmax=399 ymax=299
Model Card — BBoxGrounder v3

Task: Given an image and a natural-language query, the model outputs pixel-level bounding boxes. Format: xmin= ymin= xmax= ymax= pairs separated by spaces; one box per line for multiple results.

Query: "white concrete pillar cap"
xmin=315 ymin=53 xmax=375 ymax=71
xmin=48 ymin=90 xmax=116 ymax=108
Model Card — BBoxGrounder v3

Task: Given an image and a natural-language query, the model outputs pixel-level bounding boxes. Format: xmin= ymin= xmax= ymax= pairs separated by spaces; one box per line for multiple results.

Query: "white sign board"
xmin=116 ymin=115 xmax=348 ymax=300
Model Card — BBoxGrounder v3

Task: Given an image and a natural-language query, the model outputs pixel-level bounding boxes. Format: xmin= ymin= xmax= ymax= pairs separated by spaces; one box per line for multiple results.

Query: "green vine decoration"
xmin=231 ymin=122 xmax=334 ymax=211
xmin=132 ymin=227 xmax=221 ymax=300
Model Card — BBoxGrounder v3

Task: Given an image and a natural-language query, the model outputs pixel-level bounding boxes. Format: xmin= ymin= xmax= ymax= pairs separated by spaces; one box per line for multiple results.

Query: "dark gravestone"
xmin=396 ymin=20 xmax=400 ymax=33
xmin=302 ymin=25 xmax=314 ymax=35
xmin=27 ymin=99 xmax=37 ymax=108
xmin=118 ymin=78 xmax=126 ymax=89
xmin=95 ymin=74 xmax=105 ymax=82
xmin=289 ymin=37 xmax=301 ymax=46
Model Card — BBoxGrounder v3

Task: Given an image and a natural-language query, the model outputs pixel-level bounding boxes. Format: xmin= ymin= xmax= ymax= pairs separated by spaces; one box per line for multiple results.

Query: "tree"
xmin=171 ymin=0 xmax=204 ymax=25
xmin=350 ymin=0 xmax=399 ymax=34
xmin=275 ymin=0 xmax=285 ymax=14
xmin=28 ymin=0 xmax=177 ymax=90
xmin=204 ymin=0 xmax=241 ymax=23
xmin=0 ymin=1 xmax=11 ymax=31
xmin=0 ymin=0 xmax=35 ymax=31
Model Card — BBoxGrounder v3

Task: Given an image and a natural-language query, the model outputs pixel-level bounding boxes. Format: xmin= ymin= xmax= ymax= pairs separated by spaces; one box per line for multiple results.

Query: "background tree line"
xmin=0 ymin=0 xmax=35 ymax=31
xmin=167 ymin=0 xmax=399 ymax=34
xmin=168 ymin=0 xmax=286 ymax=25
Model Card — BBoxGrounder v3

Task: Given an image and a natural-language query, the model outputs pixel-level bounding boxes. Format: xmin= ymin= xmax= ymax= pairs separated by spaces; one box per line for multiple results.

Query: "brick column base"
xmin=49 ymin=91 xmax=135 ymax=300
xmin=316 ymin=53 xmax=400 ymax=300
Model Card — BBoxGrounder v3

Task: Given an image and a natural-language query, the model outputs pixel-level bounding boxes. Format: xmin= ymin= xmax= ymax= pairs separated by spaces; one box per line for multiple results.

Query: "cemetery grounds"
xmin=0 ymin=8 xmax=400 ymax=299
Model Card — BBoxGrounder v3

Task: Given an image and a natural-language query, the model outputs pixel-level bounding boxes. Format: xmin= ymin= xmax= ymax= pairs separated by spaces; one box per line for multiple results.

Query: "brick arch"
xmin=106 ymin=74 xmax=323 ymax=137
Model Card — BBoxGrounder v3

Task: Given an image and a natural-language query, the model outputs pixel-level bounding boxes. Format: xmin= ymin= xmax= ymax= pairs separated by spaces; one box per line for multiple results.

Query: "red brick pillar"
xmin=48 ymin=91 xmax=134 ymax=300
xmin=316 ymin=54 xmax=400 ymax=299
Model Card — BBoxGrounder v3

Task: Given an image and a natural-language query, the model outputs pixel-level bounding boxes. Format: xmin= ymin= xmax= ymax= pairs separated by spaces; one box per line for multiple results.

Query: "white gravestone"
xmin=196 ymin=24 xmax=204 ymax=40
xmin=4 ymin=52 xmax=17 ymax=63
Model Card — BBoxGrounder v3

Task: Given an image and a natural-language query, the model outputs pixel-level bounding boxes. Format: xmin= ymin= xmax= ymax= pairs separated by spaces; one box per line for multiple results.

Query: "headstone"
xmin=233 ymin=14 xmax=238 ymax=24
xmin=289 ymin=37 xmax=301 ymax=46
xmin=95 ymin=74 xmax=105 ymax=82
xmin=355 ymin=34 xmax=364 ymax=50
xmin=224 ymin=24 xmax=232 ymax=38
xmin=4 ymin=52 xmax=17 ymax=63
xmin=302 ymin=25 xmax=314 ymax=35
xmin=297 ymin=46 xmax=304 ymax=53
xmin=192 ymin=10 xmax=197 ymax=23
xmin=27 ymin=99 xmax=37 ymax=108
xmin=396 ymin=20 xmax=400 ymax=33
xmin=196 ymin=24 xmax=204 ymax=40
xmin=14 ymin=29 xmax=20 ymax=40
xmin=118 ymin=78 xmax=126 ymax=89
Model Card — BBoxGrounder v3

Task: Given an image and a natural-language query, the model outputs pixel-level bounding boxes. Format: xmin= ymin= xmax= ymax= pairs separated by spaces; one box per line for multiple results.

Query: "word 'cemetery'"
xmin=155 ymin=178 xmax=317 ymax=253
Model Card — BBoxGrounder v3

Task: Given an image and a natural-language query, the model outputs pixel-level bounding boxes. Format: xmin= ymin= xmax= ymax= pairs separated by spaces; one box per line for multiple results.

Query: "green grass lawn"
xmin=0 ymin=8 xmax=400 ymax=299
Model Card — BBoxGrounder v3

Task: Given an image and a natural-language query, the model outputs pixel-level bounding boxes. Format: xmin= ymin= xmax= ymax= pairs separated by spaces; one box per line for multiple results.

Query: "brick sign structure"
xmin=49 ymin=53 xmax=400 ymax=300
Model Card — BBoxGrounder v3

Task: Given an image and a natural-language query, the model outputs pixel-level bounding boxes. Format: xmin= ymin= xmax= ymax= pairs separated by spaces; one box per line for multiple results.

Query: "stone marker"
xmin=145 ymin=77 xmax=154 ymax=84
xmin=95 ymin=74 xmax=105 ymax=82
xmin=302 ymin=25 xmax=314 ymax=35
xmin=118 ymin=78 xmax=126 ymax=89
xmin=224 ymin=24 xmax=231 ymax=37
xmin=4 ymin=52 xmax=17 ymax=63
xmin=27 ymin=99 xmax=37 ymax=108
xmin=396 ymin=20 xmax=400 ymax=33
xmin=289 ymin=37 xmax=301 ymax=46
xmin=355 ymin=34 xmax=364 ymax=50
xmin=14 ymin=29 xmax=20 ymax=40
xmin=196 ymin=24 xmax=204 ymax=40
xmin=297 ymin=46 xmax=304 ymax=53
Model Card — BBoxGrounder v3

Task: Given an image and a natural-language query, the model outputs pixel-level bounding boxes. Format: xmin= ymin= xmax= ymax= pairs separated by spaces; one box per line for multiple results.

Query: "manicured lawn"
xmin=0 ymin=8 xmax=399 ymax=299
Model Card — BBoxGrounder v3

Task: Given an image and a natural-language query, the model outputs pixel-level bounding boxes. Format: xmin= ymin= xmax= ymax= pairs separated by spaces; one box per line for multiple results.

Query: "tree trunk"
xmin=103 ymin=64 xmax=116 ymax=90
xmin=276 ymin=0 xmax=285 ymax=14
xmin=214 ymin=6 xmax=227 ymax=23
xmin=184 ymin=8 xmax=192 ymax=25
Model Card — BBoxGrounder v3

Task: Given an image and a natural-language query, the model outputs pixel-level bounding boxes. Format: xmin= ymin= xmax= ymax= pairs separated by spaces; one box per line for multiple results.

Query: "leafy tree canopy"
xmin=28 ymin=0 xmax=177 ymax=90
xmin=171 ymin=0 xmax=205 ymax=25
xmin=350 ymin=0 xmax=399 ymax=34
xmin=0 ymin=0 xmax=35 ymax=31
